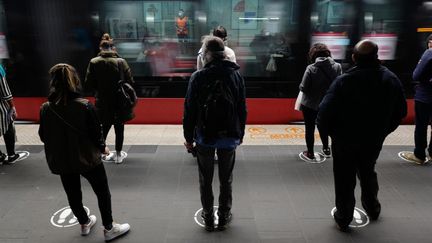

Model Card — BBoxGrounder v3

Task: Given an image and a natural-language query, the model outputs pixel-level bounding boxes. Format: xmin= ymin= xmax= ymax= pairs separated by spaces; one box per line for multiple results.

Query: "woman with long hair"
xmin=39 ymin=63 xmax=130 ymax=241
xmin=299 ymin=43 xmax=342 ymax=161
xmin=85 ymin=33 xmax=134 ymax=164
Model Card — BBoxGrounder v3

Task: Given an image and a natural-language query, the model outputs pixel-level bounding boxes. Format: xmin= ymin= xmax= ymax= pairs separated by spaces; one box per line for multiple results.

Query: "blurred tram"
xmin=0 ymin=0 xmax=430 ymax=123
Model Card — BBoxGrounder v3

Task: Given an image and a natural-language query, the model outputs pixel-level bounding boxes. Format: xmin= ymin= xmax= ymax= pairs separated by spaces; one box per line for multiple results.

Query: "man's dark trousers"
xmin=332 ymin=141 xmax=382 ymax=227
xmin=196 ymin=145 xmax=236 ymax=215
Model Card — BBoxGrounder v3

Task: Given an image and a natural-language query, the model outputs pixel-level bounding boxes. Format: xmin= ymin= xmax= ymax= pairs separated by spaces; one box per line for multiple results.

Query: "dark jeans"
xmin=301 ymin=105 xmax=329 ymax=153
xmin=414 ymin=100 xmax=432 ymax=160
xmin=60 ymin=163 xmax=113 ymax=227
xmin=103 ymin=123 xmax=124 ymax=152
xmin=196 ymin=145 xmax=236 ymax=215
xmin=1 ymin=122 xmax=16 ymax=156
xmin=332 ymin=141 xmax=382 ymax=227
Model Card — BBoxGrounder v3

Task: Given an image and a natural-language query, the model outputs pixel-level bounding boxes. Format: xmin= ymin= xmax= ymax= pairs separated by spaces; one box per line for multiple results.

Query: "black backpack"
xmin=116 ymin=59 xmax=137 ymax=122
xmin=199 ymin=78 xmax=236 ymax=139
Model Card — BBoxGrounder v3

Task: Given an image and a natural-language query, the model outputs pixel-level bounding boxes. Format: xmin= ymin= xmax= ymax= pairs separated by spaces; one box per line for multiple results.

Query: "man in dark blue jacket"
xmin=183 ymin=36 xmax=247 ymax=231
xmin=317 ymin=40 xmax=407 ymax=231
xmin=400 ymin=34 xmax=432 ymax=164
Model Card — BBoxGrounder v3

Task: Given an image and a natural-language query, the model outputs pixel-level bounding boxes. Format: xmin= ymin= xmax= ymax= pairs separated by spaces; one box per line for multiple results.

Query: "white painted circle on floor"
xmin=50 ymin=206 xmax=90 ymax=228
xmin=299 ymin=152 xmax=326 ymax=164
xmin=102 ymin=151 xmax=128 ymax=163
xmin=194 ymin=206 xmax=219 ymax=228
xmin=331 ymin=207 xmax=370 ymax=228
xmin=15 ymin=151 xmax=30 ymax=162
xmin=398 ymin=151 xmax=430 ymax=164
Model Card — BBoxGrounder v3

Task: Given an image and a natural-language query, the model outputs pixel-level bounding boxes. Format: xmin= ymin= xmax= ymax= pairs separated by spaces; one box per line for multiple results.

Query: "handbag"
xmin=116 ymin=59 xmax=137 ymax=122
xmin=294 ymin=91 xmax=304 ymax=111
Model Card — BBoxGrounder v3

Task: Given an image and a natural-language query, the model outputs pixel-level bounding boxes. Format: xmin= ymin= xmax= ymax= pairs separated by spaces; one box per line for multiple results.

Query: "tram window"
xmin=311 ymin=0 xmax=354 ymax=60
xmin=362 ymin=0 xmax=403 ymax=60
xmin=101 ymin=0 xmax=300 ymax=80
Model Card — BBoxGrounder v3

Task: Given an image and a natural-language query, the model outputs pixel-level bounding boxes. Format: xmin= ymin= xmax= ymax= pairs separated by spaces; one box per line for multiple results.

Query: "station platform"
xmin=1 ymin=125 xmax=431 ymax=243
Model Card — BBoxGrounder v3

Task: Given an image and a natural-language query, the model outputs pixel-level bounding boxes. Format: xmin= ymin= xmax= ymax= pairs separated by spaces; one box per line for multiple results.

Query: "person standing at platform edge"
xmin=400 ymin=34 xmax=432 ymax=165
xmin=0 ymin=64 xmax=20 ymax=164
xmin=183 ymin=36 xmax=247 ymax=231
xmin=39 ymin=64 xmax=130 ymax=241
xmin=317 ymin=40 xmax=407 ymax=231
xmin=299 ymin=43 xmax=342 ymax=161
xmin=197 ymin=25 xmax=237 ymax=70
xmin=85 ymin=34 xmax=134 ymax=164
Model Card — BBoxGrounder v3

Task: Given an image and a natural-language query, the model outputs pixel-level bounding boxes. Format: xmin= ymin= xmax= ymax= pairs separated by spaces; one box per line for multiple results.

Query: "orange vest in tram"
xmin=176 ymin=17 xmax=188 ymax=35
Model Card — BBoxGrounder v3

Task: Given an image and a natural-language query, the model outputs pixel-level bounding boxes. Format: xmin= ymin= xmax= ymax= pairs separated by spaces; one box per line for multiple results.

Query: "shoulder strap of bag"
xmin=47 ymin=102 xmax=84 ymax=136
xmin=117 ymin=58 xmax=125 ymax=83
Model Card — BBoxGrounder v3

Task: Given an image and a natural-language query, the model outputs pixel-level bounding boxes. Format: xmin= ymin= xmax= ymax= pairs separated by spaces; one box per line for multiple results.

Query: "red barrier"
xmin=14 ymin=97 xmax=414 ymax=124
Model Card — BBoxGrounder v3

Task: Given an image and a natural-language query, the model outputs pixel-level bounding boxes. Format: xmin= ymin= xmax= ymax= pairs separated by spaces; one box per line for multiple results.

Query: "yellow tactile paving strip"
xmin=0 ymin=124 xmax=417 ymax=146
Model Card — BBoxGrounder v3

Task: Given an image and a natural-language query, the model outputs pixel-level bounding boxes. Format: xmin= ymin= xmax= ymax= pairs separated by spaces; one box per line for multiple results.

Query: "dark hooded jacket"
xmin=183 ymin=60 xmax=247 ymax=143
xmin=317 ymin=61 xmax=407 ymax=146
xmin=85 ymin=51 xmax=134 ymax=124
xmin=39 ymin=96 xmax=105 ymax=174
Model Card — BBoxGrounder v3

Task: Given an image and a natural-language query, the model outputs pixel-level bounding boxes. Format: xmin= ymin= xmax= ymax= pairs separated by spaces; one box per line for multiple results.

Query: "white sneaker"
xmin=81 ymin=215 xmax=97 ymax=236
xmin=115 ymin=151 xmax=124 ymax=164
xmin=104 ymin=222 xmax=130 ymax=241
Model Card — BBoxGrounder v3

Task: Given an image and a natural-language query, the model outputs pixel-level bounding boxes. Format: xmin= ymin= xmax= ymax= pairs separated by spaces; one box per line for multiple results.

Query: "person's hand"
xmin=184 ymin=142 xmax=194 ymax=151
xmin=10 ymin=107 xmax=17 ymax=120
xmin=103 ymin=146 xmax=110 ymax=155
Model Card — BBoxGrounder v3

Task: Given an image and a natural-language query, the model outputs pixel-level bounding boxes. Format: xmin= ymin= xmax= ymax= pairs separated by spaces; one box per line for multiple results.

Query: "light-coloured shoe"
xmin=104 ymin=222 xmax=130 ymax=241
xmin=400 ymin=152 xmax=425 ymax=165
xmin=115 ymin=151 xmax=124 ymax=164
xmin=81 ymin=215 xmax=97 ymax=236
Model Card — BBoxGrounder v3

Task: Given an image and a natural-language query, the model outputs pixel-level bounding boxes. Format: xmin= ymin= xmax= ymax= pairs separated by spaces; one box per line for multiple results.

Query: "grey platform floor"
xmin=1 ymin=145 xmax=432 ymax=243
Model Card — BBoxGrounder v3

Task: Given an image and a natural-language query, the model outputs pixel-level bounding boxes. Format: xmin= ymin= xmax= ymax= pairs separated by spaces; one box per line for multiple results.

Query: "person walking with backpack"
xmin=298 ymin=43 xmax=342 ymax=162
xmin=39 ymin=63 xmax=130 ymax=241
xmin=183 ymin=36 xmax=247 ymax=231
xmin=85 ymin=33 xmax=134 ymax=164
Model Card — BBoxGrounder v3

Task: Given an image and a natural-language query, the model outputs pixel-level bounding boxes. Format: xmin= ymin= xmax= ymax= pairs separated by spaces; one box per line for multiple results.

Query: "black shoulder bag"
xmin=116 ymin=59 xmax=137 ymax=122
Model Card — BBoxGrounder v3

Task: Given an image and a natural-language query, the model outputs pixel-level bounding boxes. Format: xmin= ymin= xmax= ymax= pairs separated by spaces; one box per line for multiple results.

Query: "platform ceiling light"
xmin=239 ymin=17 xmax=280 ymax=21
xmin=424 ymin=1 xmax=432 ymax=10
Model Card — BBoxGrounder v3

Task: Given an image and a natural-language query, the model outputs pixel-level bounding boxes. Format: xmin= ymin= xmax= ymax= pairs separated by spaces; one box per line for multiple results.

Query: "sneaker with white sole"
xmin=81 ymin=215 xmax=97 ymax=236
xmin=400 ymin=152 xmax=425 ymax=165
xmin=115 ymin=151 xmax=124 ymax=164
xmin=104 ymin=222 xmax=130 ymax=241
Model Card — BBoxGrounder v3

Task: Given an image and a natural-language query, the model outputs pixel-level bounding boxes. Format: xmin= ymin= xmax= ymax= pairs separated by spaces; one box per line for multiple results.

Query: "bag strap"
xmin=117 ymin=59 xmax=125 ymax=83
xmin=47 ymin=102 xmax=84 ymax=136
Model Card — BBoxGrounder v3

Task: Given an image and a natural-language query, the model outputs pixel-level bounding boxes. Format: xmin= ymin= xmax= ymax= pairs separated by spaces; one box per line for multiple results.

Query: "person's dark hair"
xmin=48 ymin=64 xmax=81 ymax=105
xmin=353 ymin=39 xmax=379 ymax=64
xmin=203 ymin=36 xmax=226 ymax=60
xmin=100 ymin=33 xmax=114 ymax=49
xmin=308 ymin=43 xmax=331 ymax=63
xmin=213 ymin=26 xmax=227 ymax=41
xmin=427 ymin=34 xmax=432 ymax=47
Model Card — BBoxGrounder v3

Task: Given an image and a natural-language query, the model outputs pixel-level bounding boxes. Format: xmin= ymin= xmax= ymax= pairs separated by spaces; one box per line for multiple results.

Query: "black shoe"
xmin=364 ymin=202 xmax=381 ymax=221
xmin=0 ymin=153 xmax=6 ymax=164
xmin=335 ymin=223 xmax=350 ymax=232
xmin=321 ymin=147 xmax=331 ymax=158
xmin=217 ymin=211 xmax=232 ymax=231
xmin=4 ymin=154 xmax=19 ymax=164
xmin=201 ymin=211 xmax=214 ymax=232
xmin=333 ymin=210 xmax=350 ymax=232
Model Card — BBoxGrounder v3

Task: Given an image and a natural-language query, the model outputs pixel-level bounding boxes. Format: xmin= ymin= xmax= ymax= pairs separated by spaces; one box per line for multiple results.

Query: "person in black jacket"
xmin=39 ymin=63 xmax=130 ymax=241
xmin=183 ymin=36 xmax=247 ymax=231
xmin=400 ymin=34 xmax=432 ymax=164
xmin=317 ymin=40 xmax=407 ymax=231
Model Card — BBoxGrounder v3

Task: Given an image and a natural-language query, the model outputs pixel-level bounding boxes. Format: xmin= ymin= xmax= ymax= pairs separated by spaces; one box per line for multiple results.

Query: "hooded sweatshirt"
xmin=299 ymin=57 xmax=342 ymax=111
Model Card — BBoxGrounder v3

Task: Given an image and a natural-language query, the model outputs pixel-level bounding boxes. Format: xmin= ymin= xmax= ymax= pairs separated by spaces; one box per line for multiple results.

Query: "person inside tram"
xmin=175 ymin=9 xmax=188 ymax=54
xmin=400 ymin=34 xmax=432 ymax=164
xmin=298 ymin=43 xmax=342 ymax=162
xmin=39 ymin=63 xmax=130 ymax=241
xmin=197 ymin=25 xmax=237 ymax=70
xmin=85 ymin=33 xmax=134 ymax=164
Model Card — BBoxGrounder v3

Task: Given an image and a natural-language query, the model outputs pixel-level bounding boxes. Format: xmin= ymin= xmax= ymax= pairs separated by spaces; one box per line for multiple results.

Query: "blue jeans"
xmin=196 ymin=145 xmax=236 ymax=215
xmin=414 ymin=100 xmax=432 ymax=160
